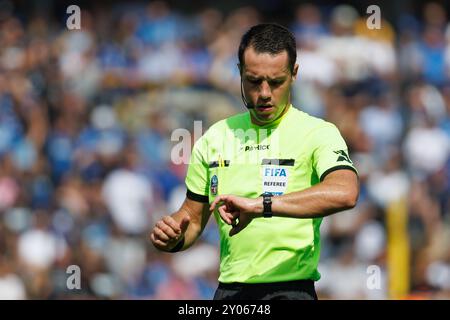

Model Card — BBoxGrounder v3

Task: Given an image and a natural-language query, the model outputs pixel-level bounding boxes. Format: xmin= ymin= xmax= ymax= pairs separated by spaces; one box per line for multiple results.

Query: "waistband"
xmin=218 ymin=279 xmax=315 ymax=290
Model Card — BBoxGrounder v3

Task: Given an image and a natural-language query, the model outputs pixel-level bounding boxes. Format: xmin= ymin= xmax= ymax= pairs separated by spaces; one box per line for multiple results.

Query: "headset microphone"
xmin=238 ymin=63 xmax=254 ymax=109
xmin=240 ymin=77 xmax=254 ymax=109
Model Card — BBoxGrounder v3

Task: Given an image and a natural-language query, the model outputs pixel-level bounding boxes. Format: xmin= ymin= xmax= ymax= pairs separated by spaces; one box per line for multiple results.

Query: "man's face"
xmin=241 ymin=46 xmax=298 ymax=125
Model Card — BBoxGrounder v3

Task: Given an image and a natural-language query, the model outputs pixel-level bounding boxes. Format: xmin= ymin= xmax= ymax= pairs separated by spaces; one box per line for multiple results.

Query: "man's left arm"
xmin=210 ymin=169 xmax=358 ymax=236
xmin=261 ymin=169 xmax=359 ymax=218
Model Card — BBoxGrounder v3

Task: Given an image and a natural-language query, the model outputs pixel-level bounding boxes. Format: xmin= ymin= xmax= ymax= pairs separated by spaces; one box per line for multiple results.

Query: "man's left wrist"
xmin=261 ymin=192 xmax=273 ymax=218
xmin=254 ymin=196 xmax=264 ymax=216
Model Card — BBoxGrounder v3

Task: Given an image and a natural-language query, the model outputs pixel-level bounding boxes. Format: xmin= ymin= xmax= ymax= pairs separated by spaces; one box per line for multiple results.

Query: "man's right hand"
xmin=150 ymin=215 xmax=190 ymax=252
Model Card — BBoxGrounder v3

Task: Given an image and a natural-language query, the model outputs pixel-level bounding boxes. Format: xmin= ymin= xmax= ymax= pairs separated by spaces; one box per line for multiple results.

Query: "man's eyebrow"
xmin=269 ymin=77 xmax=287 ymax=81
xmin=244 ymin=74 xmax=287 ymax=81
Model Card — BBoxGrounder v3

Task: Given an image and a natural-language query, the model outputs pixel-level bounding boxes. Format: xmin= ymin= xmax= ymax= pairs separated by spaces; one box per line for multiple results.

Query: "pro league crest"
xmin=210 ymin=175 xmax=218 ymax=195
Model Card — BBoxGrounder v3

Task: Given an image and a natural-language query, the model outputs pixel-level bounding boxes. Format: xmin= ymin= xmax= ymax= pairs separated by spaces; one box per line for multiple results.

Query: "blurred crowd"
xmin=0 ymin=0 xmax=449 ymax=299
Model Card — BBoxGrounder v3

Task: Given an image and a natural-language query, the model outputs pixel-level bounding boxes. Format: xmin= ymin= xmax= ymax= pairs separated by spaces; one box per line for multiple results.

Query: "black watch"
xmin=261 ymin=192 xmax=273 ymax=218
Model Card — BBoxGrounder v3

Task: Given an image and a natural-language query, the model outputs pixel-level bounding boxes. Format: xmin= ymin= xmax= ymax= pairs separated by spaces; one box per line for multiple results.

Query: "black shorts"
xmin=213 ymin=279 xmax=318 ymax=300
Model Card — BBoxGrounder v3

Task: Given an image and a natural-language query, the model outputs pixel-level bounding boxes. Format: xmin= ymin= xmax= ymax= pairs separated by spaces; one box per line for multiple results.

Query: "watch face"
xmin=263 ymin=193 xmax=272 ymax=218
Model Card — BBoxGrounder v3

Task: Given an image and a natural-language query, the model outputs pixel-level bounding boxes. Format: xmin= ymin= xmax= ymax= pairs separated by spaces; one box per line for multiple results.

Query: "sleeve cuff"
xmin=319 ymin=165 xmax=358 ymax=182
xmin=186 ymin=189 xmax=209 ymax=203
xmin=169 ymin=237 xmax=185 ymax=253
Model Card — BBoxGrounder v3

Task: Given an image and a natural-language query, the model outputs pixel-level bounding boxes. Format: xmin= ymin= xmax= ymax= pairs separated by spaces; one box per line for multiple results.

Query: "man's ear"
xmin=292 ymin=63 xmax=299 ymax=80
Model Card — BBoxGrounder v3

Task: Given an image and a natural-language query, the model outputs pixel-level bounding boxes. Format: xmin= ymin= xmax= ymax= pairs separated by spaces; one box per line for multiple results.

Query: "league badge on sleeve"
xmin=210 ymin=175 xmax=218 ymax=195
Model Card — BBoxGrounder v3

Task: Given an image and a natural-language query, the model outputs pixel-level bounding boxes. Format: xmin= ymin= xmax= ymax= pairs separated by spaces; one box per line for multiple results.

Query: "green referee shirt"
xmin=185 ymin=105 xmax=357 ymax=283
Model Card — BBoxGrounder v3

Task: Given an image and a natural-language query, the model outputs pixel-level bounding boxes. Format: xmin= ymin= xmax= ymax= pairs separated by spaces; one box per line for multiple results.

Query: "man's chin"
xmin=253 ymin=113 xmax=276 ymax=124
xmin=250 ymin=109 xmax=281 ymax=125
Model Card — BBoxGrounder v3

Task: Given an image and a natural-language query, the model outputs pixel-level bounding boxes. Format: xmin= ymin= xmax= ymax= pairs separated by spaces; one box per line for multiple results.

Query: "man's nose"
xmin=259 ymin=81 xmax=271 ymax=100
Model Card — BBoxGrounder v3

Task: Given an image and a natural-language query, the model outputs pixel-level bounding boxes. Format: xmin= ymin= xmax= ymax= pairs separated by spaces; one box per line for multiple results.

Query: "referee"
xmin=150 ymin=23 xmax=359 ymax=300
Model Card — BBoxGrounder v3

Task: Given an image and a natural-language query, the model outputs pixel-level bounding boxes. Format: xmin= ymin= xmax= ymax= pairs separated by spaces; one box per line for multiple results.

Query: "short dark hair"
xmin=238 ymin=23 xmax=297 ymax=74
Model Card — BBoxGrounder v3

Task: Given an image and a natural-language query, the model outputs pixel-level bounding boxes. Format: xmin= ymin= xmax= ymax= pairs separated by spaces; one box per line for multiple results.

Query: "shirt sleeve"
xmin=311 ymin=123 xmax=358 ymax=182
xmin=185 ymin=136 xmax=209 ymax=203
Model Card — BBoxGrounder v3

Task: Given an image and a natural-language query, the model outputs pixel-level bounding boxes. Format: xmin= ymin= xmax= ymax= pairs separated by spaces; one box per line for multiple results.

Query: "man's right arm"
xmin=150 ymin=197 xmax=211 ymax=252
